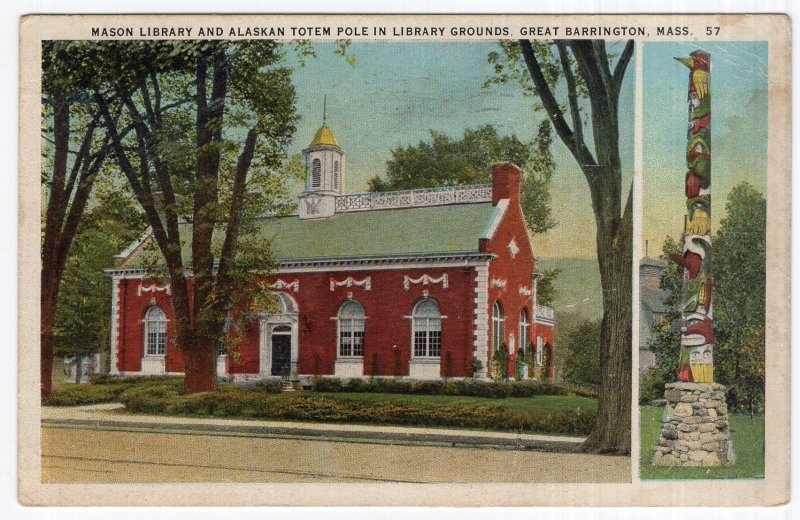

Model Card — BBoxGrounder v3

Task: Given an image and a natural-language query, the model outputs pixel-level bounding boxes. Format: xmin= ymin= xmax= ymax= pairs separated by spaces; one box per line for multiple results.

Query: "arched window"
xmin=412 ymin=299 xmax=442 ymax=358
xmin=144 ymin=306 xmax=167 ymax=356
xmin=492 ymin=301 xmax=504 ymax=353
xmin=311 ymin=158 xmax=321 ymax=188
xmin=518 ymin=309 xmax=530 ymax=358
xmin=337 ymin=301 xmax=365 ymax=357
xmin=333 ymin=160 xmax=340 ymax=190
xmin=275 ymin=292 xmax=298 ymax=315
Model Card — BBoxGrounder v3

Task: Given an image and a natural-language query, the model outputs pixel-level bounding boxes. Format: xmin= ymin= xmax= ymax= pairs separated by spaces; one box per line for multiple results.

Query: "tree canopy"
xmin=368 ymin=123 xmax=556 ymax=235
xmin=80 ymin=40 xmax=302 ymax=393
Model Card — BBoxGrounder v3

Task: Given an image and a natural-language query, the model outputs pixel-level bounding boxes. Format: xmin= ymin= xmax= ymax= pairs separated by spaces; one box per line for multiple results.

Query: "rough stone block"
xmin=674 ymin=402 xmax=693 ymax=417
xmin=688 ymin=450 xmax=707 ymax=462
xmin=703 ymin=452 xmax=722 ymax=466
xmin=698 ymin=423 xmax=717 ymax=433
xmin=699 ymin=432 xmax=715 ymax=442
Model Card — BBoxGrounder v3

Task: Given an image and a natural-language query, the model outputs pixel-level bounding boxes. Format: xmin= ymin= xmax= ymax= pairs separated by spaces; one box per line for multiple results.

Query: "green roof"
xmin=121 ymin=202 xmax=495 ymax=267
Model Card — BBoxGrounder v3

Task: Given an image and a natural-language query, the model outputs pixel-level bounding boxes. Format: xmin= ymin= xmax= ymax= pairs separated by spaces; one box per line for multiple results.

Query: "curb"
xmin=41 ymin=418 xmax=585 ymax=453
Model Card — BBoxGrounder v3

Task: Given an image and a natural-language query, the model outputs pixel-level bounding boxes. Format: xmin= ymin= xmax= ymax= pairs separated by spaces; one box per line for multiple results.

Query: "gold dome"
xmin=309 ymin=125 xmax=340 ymax=148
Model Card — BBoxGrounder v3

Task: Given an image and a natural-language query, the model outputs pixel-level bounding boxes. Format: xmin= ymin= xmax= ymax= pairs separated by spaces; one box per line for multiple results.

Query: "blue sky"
xmin=285 ymin=41 xmax=636 ymax=259
xmin=642 ymin=41 xmax=768 ymax=258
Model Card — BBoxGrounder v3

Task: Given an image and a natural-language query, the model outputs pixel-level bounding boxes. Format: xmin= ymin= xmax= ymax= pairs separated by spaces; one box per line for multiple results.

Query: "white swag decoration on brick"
xmin=137 ymin=283 xmax=171 ymax=297
xmin=330 ymin=276 xmax=372 ymax=291
xmin=403 ymin=274 xmax=448 ymax=291
xmin=490 ymin=278 xmax=508 ymax=289
xmin=519 ymin=286 xmax=533 ymax=297
xmin=270 ymin=279 xmax=300 ymax=293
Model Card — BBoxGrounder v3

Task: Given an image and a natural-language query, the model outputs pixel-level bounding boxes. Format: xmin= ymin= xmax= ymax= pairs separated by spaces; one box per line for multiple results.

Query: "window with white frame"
xmin=536 ymin=336 xmax=544 ymax=365
xmin=144 ymin=306 xmax=167 ymax=356
xmin=412 ymin=299 xmax=442 ymax=358
xmin=519 ymin=309 xmax=530 ymax=358
xmin=337 ymin=300 xmax=365 ymax=357
xmin=311 ymin=158 xmax=321 ymax=188
xmin=492 ymin=301 xmax=504 ymax=353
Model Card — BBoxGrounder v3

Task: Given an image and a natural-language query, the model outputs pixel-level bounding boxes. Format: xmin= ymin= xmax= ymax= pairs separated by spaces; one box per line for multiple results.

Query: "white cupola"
xmin=303 ymin=123 xmax=345 ymax=195
xmin=298 ymin=100 xmax=345 ymax=219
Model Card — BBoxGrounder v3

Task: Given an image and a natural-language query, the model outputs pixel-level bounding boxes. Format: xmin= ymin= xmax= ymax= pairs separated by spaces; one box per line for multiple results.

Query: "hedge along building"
xmin=106 ymin=123 xmax=555 ymax=381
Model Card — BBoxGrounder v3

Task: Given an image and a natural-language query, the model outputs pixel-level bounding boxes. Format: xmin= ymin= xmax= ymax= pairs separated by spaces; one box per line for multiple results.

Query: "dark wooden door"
xmin=271 ymin=334 xmax=291 ymax=377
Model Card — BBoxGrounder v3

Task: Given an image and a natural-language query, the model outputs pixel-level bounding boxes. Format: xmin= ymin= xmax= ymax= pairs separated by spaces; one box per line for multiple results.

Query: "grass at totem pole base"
xmin=639 ymin=406 xmax=765 ymax=479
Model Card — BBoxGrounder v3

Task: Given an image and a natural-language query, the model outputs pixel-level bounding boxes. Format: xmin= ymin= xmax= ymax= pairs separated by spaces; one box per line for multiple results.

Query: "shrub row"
xmin=311 ymin=377 xmax=598 ymax=399
xmin=45 ymin=376 xmax=185 ymax=406
xmin=119 ymin=385 xmax=595 ymax=435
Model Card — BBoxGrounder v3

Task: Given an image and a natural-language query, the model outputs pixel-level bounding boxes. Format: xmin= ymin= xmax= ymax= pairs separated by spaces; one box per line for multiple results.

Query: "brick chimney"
xmin=491 ymin=162 xmax=523 ymax=206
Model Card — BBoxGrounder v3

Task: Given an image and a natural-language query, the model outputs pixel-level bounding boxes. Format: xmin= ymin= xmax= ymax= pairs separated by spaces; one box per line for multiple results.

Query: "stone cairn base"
xmin=652 ymin=382 xmax=735 ymax=467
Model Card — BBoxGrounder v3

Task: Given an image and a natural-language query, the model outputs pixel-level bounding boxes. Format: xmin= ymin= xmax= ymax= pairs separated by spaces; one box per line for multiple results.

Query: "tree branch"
xmin=555 ymin=41 xmax=585 ymax=152
xmin=54 ymin=140 xmax=108 ymax=280
xmin=591 ymin=40 xmax=613 ymax=94
xmin=611 ymin=40 xmax=635 ymax=99
xmin=518 ymin=40 xmax=579 ymax=158
xmin=214 ymin=128 xmax=257 ymax=299
xmin=94 ymin=91 xmax=177 ymax=271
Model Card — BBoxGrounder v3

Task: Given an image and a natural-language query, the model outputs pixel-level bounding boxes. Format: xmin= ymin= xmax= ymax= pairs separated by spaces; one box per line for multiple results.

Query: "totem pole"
xmin=653 ymin=51 xmax=734 ymax=467
xmin=671 ymin=51 xmax=714 ymax=384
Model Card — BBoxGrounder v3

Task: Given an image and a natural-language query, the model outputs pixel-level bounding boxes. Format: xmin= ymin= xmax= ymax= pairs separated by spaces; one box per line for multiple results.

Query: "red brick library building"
xmin=107 ymin=124 xmax=555 ymax=381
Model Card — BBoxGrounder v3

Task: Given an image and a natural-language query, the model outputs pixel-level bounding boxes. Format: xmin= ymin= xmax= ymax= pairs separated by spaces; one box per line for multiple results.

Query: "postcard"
xmin=18 ymin=13 xmax=790 ymax=506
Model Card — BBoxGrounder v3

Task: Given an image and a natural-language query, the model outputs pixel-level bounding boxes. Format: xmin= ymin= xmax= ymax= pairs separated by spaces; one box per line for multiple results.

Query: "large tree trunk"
xmin=183 ymin=335 xmax=218 ymax=394
xmin=40 ymin=272 xmax=59 ymax=400
xmin=584 ymin=218 xmax=632 ymax=453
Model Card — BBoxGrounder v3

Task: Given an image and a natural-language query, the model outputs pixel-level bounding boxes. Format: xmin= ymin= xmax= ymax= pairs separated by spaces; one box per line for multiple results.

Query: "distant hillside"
xmin=536 ymin=258 xmax=602 ymax=320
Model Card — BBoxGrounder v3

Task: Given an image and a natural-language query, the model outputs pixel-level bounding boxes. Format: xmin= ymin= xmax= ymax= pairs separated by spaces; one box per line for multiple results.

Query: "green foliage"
xmin=535 ymin=268 xmax=560 ymax=307
xmin=638 ymin=367 xmax=666 ymax=405
xmin=44 ymin=375 xmax=183 ymax=406
xmin=711 ymin=183 xmax=766 ymax=414
xmin=367 ymin=123 xmax=556 ymax=235
xmin=120 ymin=384 xmax=597 ymax=435
xmin=490 ymin=343 xmax=510 ymax=380
xmin=470 ymin=358 xmax=483 ymax=378
xmin=311 ymin=377 xmax=591 ymax=398
xmin=53 ymin=190 xmax=147 ymax=359
xmin=561 ymin=319 xmax=601 ymax=386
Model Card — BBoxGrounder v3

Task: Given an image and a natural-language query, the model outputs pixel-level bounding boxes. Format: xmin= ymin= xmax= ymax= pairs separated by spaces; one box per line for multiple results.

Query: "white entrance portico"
xmin=259 ymin=292 xmax=300 ymax=378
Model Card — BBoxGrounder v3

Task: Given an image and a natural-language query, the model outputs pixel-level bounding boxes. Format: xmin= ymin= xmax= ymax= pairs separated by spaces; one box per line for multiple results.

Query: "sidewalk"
xmin=42 ymin=403 xmax=587 ymax=452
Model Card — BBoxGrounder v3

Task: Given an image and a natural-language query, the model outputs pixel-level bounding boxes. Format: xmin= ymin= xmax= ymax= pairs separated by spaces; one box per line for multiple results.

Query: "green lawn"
xmin=639 ymin=406 xmax=764 ymax=479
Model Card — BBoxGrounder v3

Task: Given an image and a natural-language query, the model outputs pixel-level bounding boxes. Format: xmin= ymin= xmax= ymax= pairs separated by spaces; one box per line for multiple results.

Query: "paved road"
xmin=42 ymin=426 xmax=630 ymax=483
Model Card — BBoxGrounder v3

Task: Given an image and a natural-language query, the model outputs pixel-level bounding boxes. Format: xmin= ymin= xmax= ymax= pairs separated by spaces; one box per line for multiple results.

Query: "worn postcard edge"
xmin=17 ymin=13 xmax=791 ymax=507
